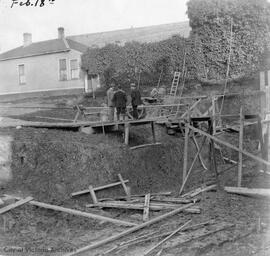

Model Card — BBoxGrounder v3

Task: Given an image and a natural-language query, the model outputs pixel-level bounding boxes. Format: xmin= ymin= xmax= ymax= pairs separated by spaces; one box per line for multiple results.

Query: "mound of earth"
xmin=1 ymin=125 xmax=210 ymax=204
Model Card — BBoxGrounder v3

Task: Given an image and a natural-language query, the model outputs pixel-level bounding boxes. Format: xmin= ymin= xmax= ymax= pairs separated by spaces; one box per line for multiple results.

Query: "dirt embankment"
xmin=0 ymin=125 xmax=208 ymax=204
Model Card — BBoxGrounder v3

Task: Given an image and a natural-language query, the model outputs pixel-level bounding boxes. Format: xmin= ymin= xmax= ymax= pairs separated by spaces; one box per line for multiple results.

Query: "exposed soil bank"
xmin=0 ymin=126 xmax=208 ymax=204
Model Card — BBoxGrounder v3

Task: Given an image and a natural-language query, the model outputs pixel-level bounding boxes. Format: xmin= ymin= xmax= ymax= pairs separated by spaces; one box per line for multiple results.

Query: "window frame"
xmin=265 ymin=70 xmax=269 ymax=87
xmin=58 ymin=58 xmax=68 ymax=81
xmin=18 ymin=64 xmax=26 ymax=85
xmin=70 ymin=59 xmax=80 ymax=80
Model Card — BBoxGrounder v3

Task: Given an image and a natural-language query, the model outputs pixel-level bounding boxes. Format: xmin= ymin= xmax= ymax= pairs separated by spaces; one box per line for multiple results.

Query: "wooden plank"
xmin=98 ymin=192 xmax=172 ymax=202
xmin=35 ymin=116 xmax=74 ymax=122
xmin=182 ymin=124 xmax=190 ymax=183
xmin=27 ymin=200 xmax=136 ymax=227
xmin=0 ymin=196 xmax=33 ymax=214
xmin=151 ymin=197 xmax=193 ymax=204
xmin=143 ymin=220 xmax=192 ymax=256
xmin=71 ymin=179 xmax=129 ymax=197
xmin=180 ymin=184 xmax=217 ymax=198
xmin=143 ymin=193 xmax=151 ymax=222
xmin=224 ymin=187 xmax=270 ymax=198
xmin=238 ymin=107 xmax=244 ymax=187
xmin=186 ymin=124 xmax=270 ymax=166
xmin=118 ymin=174 xmax=131 ymax=201
xmin=189 ymin=184 xmax=217 ymax=197
xmin=65 ymin=203 xmax=195 ymax=256
xmin=130 ymin=143 xmax=162 ymax=150
xmin=86 ymin=201 xmax=200 ymax=213
xmin=89 ymin=185 xmax=98 ymax=204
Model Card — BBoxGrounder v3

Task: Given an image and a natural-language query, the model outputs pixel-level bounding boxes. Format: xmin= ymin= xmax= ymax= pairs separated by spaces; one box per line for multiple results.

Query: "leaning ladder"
xmin=169 ymin=71 xmax=181 ymax=97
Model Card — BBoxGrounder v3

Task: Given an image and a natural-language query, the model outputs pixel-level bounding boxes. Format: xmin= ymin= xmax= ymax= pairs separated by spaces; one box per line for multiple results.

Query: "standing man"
xmin=106 ymin=82 xmax=116 ymax=121
xmin=130 ymin=83 xmax=142 ymax=119
xmin=112 ymin=85 xmax=127 ymax=121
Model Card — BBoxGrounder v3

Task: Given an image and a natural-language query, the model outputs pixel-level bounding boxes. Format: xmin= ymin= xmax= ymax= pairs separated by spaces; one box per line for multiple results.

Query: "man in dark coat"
xmin=130 ymin=83 xmax=142 ymax=119
xmin=112 ymin=85 xmax=127 ymax=121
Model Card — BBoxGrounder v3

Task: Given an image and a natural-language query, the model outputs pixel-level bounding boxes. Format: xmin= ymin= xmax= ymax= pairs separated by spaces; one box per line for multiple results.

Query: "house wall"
xmin=0 ymin=49 xmax=85 ymax=95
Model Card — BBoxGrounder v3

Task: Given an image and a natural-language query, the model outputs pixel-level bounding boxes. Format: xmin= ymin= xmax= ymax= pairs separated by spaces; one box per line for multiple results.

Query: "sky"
xmin=0 ymin=0 xmax=189 ymax=52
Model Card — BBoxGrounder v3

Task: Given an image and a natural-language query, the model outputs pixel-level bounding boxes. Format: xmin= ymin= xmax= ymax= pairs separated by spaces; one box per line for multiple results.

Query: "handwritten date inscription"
xmin=11 ymin=0 xmax=55 ymax=8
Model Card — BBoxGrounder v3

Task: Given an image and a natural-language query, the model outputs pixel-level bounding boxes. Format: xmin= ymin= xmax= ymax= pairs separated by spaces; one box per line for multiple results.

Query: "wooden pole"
xmin=238 ymin=107 xmax=244 ymax=187
xmin=0 ymin=197 xmax=33 ymax=214
xmin=212 ymin=97 xmax=216 ymax=135
xmin=182 ymin=124 xmax=190 ymax=183
xmin=186 ymin=124 xmax=270 ymax=166
xmin=64 ymin=203 xmax=194 ymax=256
xmin=143 ymin=220 xmax=192 ymax=256
xmin=27 ymin=200 xmax=136 ymax=227
xmin=151 ymin=121 xmax=156 ymax=143
xmin=124 ymin=123 xmax=130 ymax=145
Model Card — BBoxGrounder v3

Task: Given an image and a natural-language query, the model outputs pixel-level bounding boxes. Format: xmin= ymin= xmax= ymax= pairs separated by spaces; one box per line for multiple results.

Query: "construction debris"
xmin=65 ymin=203 xmax=195 ymax=256
xmin=143 ymin=220 xmax=192 ymax=256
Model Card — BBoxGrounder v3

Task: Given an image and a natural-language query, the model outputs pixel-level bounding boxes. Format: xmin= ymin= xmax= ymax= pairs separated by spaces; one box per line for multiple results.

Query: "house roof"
xmin=0 ymin=38 xmax=88 ymax=61
xmin=68 ymin=21 xmax=190 ymax=48
xmin=0 ymin=21 xmax=190 ymax=61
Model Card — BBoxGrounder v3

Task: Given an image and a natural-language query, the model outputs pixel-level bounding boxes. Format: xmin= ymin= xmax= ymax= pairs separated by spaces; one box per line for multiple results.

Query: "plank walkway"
xmin=12 ymin=117 xmax=167 ymax=129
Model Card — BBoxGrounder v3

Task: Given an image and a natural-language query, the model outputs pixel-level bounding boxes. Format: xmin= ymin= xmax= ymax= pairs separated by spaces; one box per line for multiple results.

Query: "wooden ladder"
xmin=169 ymin=71 xmax=181 ymax=97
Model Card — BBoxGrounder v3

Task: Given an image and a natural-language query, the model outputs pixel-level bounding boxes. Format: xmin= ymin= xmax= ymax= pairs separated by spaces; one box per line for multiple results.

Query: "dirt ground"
xmin=0 ymin=94 xmax=269 ymax=256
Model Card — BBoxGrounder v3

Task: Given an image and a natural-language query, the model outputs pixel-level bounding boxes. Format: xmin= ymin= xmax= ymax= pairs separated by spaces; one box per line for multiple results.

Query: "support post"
xmin=209 ymin=118 xmax=218 ymax=178
xmin=124 ymin=123 xmax=130 ymax=145
xmin=238 ymin=107 xmax=244 ymax=187
xmin=182 ymin=123 xmax=190 ymax=184
xmin=151 ymin=121 xmax=156 ymax=143
xmin=212 ymin=97 xmax=216 ymax=135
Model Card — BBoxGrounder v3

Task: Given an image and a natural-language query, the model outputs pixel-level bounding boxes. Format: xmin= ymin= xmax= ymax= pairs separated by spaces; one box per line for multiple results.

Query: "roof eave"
xmin=0 ymin=49 xmax=71 ymax=62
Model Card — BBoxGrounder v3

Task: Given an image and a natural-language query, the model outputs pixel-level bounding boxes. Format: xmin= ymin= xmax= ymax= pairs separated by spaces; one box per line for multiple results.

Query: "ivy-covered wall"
xmin=81 ymin=0 xmax=270 ymax=89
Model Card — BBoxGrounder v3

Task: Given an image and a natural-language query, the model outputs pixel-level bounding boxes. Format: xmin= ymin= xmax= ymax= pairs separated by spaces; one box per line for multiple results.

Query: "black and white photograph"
xmin=0 ymin=0 xmax=269 ymax=255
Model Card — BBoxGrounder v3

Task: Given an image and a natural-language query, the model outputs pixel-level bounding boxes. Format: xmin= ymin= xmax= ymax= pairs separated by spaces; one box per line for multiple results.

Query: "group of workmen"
xmin=106 ymin=82 xmax=142 ymax=121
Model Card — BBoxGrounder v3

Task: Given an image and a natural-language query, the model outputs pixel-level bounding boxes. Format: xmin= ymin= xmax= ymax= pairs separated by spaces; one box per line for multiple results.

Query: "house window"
xmin=265 ymin=70 xmax=269 ymax=87
xmin=18 ymin=64 xmax=26 ymax=85
xmin=70 ymin=59 xmax=79 ymax=79
xmin=59 ymin=59 xmax=67 ymax=81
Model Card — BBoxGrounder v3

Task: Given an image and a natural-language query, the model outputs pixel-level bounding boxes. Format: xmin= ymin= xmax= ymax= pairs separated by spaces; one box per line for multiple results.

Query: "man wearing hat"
xmin=130 ymin=83 xmax=142 ymax=119
xmin=112 ymin=84 xmax=127 ymax=121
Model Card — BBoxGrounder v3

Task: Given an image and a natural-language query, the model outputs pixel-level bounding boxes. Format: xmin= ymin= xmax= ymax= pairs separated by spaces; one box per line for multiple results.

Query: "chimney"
xmin=23 ymin=33 xmax=32 ymax=47
xmin=58 ymin=27 xmax=65 ymax=39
